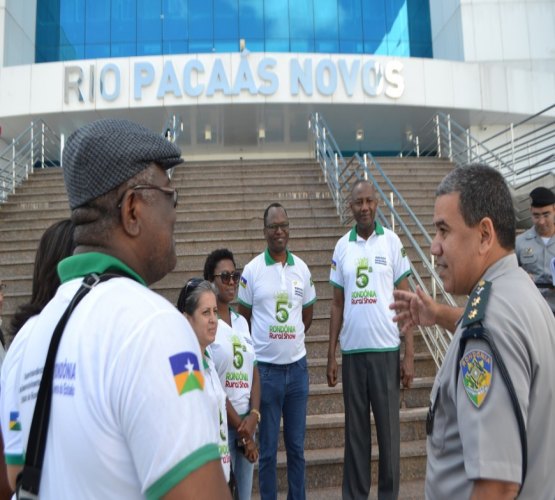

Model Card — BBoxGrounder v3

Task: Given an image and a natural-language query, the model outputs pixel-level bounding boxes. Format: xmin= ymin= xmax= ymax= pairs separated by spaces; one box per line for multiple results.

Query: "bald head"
xmin=350 ymin=180 xmax=378 ymax=238
xmin=350 ymin=179 xmax=375 ymax=200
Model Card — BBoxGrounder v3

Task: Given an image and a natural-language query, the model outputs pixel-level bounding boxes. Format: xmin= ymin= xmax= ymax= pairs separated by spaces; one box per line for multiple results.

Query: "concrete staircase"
xmin=0 ymin=157 xmax=456 ymax=499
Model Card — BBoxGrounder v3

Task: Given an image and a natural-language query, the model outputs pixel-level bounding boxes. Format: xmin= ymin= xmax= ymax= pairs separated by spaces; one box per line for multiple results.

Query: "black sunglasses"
xmin=177 ymin=278 xmax=204 ymax=313
xmin=214 ymin=271 xmax=241 ymax=284
xmin=184 ymin=278 xmax=203 ymax=296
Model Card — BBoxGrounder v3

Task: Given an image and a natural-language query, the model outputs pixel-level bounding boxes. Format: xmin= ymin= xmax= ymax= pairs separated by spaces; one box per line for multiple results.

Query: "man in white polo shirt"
xmin=327 ymin=180 xmax=413 ymax=500
xmin=238 ymin=202 xmax=316 ymax=500
xmin=0 ymin=119 xmax=230 ymax=499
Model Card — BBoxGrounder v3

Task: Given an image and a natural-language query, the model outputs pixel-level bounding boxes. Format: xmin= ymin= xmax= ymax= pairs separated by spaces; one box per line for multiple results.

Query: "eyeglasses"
xmin=265 ymin=223 xmax=290 ymax=231
xmin=214 ymin=271 xmax=241 ymax=284
xmin=118 ymin=184 xmax=178 ymax=208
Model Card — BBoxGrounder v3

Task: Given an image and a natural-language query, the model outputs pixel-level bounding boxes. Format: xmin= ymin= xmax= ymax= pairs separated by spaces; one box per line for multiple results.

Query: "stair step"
xmin=286 ymin=408 xmax=428 ymax=451
xmin=307 ymin=378 xmax=434 ymax=415
xmin=252 ymin=478 xmax=426 ymax=499
xmin=252 ymin=440 xmax=428 ymax=492
xmin=308 ymin=354 xmax=437 ymax=383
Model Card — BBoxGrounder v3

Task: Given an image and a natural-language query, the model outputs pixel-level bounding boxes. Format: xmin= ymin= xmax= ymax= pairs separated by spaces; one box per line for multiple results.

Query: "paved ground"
xmin=253 ymin=479 xmax=425 ymax=499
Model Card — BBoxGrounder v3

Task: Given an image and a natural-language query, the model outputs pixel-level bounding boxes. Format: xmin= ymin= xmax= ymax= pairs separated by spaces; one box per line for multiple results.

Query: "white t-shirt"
xmin=0 ymin=315 xmax=39 ymax=462
xmin=204 ymin=347 xmax=231 ymax=481
xmin=330 ymin=223 xmax=411 ymax=352
xmin=0 ymin=253 xmax=220 ymax=499
xmin=211 ymin=310 xmax=256 ymax=415
xmin=237 ymin=249 xmax=317 ymax=364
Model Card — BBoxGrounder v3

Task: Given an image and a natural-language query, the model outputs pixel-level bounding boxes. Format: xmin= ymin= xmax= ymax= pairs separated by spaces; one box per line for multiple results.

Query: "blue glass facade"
xmin=36 ymin=0 xmax=432 ymax=63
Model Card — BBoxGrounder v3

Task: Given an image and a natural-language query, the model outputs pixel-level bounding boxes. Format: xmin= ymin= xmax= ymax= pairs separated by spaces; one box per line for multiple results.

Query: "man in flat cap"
xmin=0 ymin=119 xmax=231 ymax=499
xmin=515 ymin=186 xmax=555 ymax=314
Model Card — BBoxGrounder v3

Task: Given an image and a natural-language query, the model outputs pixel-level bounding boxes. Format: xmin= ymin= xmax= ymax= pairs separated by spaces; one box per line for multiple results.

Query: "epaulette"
xmin=461 ymin=279 xmax=492 ymax=328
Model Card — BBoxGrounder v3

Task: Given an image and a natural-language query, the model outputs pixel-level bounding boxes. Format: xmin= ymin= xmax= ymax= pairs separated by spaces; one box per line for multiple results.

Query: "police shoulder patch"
xmin=460 ymin=349 xmax=493 ymax=408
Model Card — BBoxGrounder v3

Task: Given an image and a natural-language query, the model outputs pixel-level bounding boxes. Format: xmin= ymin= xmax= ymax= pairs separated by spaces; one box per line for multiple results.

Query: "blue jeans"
xmin=228 ymin=425 xmax=255 ymax=500
xmin=257 ymin=356 xmax=309 ymax=500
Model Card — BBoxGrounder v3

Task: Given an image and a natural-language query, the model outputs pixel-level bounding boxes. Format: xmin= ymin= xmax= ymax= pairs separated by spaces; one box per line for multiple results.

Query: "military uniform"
xmin=426 ymin=254 xmax=555 ymax=499
xmin=516 ymin=226 xmax=555 ymax=314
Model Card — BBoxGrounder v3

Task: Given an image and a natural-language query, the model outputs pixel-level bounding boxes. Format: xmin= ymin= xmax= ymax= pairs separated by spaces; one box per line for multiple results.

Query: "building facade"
xmin=0 ymin=0 xmax=554 ymax=160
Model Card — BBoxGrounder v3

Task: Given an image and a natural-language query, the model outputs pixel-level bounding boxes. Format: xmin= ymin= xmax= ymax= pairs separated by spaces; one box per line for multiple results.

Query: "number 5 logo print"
xmin=356 ymin=257 xmax=372 ymax=288
xmin=275 ymin=291 xmax=290 ymax=323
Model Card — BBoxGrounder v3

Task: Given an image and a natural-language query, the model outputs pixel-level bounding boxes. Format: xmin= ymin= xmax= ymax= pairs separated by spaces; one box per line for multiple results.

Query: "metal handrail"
xmin=309 ymin=112 xmax=456 ymax=367
xmin=162 ymin=114 xmax=184 ymax=144
xmin=399 ymin=109 xmax=555 ymax=187
xmin=0 ymin=120 xmax=62 ymax=203
xmin=479 ymin=104 xmax=555 ymax=145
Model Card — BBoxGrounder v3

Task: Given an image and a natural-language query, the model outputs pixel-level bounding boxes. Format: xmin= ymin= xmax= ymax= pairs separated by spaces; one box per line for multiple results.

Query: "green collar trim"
xmin=264 ymin=248 xmax=294 ymax=266
xmin=57 ymin=252 xmax=146 ymax=286
xmin=203 ymin=350 xmax=210 ymax=369
xmin=229 ymin=306 xmax=240 ymax=319
xmin=217 ymin=306 xmax=239 ymax=322
xmin=349 ymin=221 xmax=384 ymax=241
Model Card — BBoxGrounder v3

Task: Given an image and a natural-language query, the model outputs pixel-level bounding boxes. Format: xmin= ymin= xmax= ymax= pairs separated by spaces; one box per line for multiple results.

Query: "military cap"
xmin=62 ymin=119 xmax=183 ymax=209
xmin=529 ymin=187 xmax=555 ymax=207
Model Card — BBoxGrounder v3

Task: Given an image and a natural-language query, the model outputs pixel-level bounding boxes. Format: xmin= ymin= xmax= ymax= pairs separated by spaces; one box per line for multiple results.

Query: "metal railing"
xmin=0 ymin=121 xmax=62 ymax=203
xmin=162 ymin=114 xmax=184 ymax=145
xmin=399 ymin=106 xmax=555 ymax=187
xmin=309 ymin=112 xmax=457 ymax=367
xmin=161 ymin=114 xmax=185 ymax=179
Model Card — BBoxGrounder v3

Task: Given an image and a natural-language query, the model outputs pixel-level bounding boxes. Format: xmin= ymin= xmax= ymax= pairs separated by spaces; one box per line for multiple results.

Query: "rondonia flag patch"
xmin=169 ymin=352 xmax=205 ymax=395
xmin=460 ymin=349 xmax=493 ymax=408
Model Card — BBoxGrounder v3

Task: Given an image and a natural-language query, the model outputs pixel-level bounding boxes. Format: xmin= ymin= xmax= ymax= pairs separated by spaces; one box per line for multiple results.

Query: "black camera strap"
xmin=17 ymin=272 xmax=124 ymax=499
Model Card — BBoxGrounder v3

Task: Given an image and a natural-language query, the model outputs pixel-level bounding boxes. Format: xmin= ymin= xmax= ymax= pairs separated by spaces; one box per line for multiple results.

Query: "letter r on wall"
xmin=64 ymin=66 xmax=85 ymax=104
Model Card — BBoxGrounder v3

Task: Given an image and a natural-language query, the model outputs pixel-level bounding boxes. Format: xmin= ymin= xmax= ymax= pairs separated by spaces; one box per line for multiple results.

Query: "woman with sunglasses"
xmin=176 ymin=279 xmax=231 ymax=484
xmin=204 ymin=249 xmax=261 ymax=500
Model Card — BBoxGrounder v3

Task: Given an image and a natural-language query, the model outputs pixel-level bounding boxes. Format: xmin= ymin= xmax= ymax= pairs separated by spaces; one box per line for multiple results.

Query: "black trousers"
xmin=342 ymin=350 xmax=400 ymax=500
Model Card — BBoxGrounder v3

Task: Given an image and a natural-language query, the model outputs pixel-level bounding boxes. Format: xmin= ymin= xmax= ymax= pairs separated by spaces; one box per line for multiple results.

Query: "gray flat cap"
xmin=530 ymin=187 xmax=555 ymax=207
xmin=63 ymin=119 xmax=183 ymax=209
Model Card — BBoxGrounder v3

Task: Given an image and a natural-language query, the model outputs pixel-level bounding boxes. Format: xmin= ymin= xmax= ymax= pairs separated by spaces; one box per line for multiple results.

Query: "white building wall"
xmin=0 ymin=0 xmax=6 ymax=67
xmin=0 ymin=54 xmax=552 ymax=119
xmin=1 ymin=0 xmax=36 ymax=68
xmin=430 ymin=0 xmax=555 ymax=72
xmin=429 ymin=0 xmax=465 ymax=61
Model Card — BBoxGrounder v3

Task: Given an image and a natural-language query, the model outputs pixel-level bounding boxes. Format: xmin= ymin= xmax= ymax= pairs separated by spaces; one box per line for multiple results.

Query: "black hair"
xmin=263 ymin=203 xmax=288 ymax=227
xmin=10 ymin=219 xmax=76 ymax=336
xmin=436 ymin=164 xmax=516 ymax=250
xmin=176 ymin=279 xmax=217 ymax=316
xmin=203 ymin=248 xmax=236 ymax=281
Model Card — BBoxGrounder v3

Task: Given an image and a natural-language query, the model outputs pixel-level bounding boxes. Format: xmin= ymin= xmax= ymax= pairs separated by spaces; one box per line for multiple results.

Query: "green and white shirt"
xmin=330 ymin=223 xmax=411 ymax=353
xmin=238 ymin=249 xmax=317 ymax=364
xmin=211 ymin=310 xmax=256 ymax=415
xmin=203 ymin=348 xmax=231 ymax=481
xmin=0 ymin=252 xmax=220 ymax=499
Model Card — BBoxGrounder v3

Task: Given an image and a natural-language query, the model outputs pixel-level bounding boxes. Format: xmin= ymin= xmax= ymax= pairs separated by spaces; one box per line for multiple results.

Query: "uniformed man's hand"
xmin=327 ymin=356 xmax=338 ymax=387
xmin=390 ymin=286 xmax=436 ymax=333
